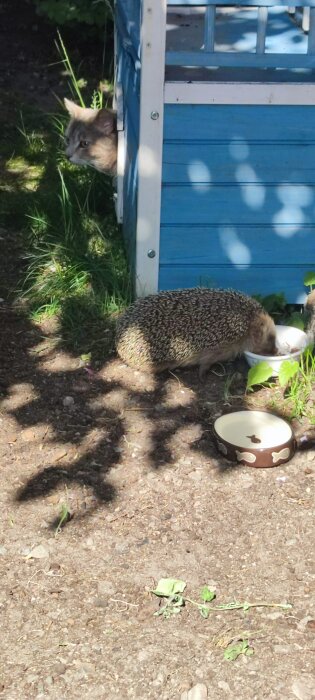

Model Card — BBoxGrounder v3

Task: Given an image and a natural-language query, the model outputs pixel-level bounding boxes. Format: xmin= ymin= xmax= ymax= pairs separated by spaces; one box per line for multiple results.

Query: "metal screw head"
xmin=147 ymin=249 xmax=156 ymax=258
xmin=150 ymin=111 xmax=159 ymax=120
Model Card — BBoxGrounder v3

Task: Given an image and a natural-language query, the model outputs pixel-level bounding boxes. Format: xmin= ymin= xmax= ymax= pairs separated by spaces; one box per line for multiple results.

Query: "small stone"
xmin=26 ymin=544 xmax=49 ymax=559
xmin=52 ymin=662 xmax=67 ymax=676
xmin=0 ymin=546 xmax=7 ymax=556
xmin=292 ymin=676 xmax=315 ymax=700
xmin=49 ymin=562 xmax=61 ymax=572
xmin=62 ymin=396 xmax=74 ymax=408
xmin=21 ymin=428 xmax=37 ymax=442
xmin=266 ymin=611 xmax=283 ymax=620
xmin=152 ymin=672 xmax=165 ymax=687
xmin=94 ymin=598 xmax=108 ymax=609
xmin=97 ymin=581 xmax=116 ymax=596
xmin=297 ymin=616 xmax=314 ymax=632
xmin=218 ymin=681 xmax=231 ymax=693
xmin=137 ymin=649 xmax=151 ymax=663
xmin=181 ymin=683 xmax=208 ymax=700
xmin=195 ymin=669 xmax=204 ymax=679
xmin=74 ymin=661 xmax=95 ymax=674
xmin=274 ymin=644 xmax=290 ymax=654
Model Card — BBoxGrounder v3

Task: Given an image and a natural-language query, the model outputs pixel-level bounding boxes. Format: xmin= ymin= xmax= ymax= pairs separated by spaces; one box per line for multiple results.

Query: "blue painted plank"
xmin=119 ymin=47 xmax=140 ymax=262
xmin=160 ymin=183 xmax=315 ymax=225
xmin=308 ymin=8 xmax=315 ymax=53
xmin=159 ymin=225 xmax=315 ymax=265
xmin=204 ymin=6 xmax=215 ymax=52
xmin=116 ymin=1 xmax=140 ymax=60
xmin=166 ymin=0 xmax=315 ymax=6
xmin=164 ymin=105 xmax=315 ymax=142
xmin=256 ymin=6 xmax=268 ymax=54
xmin=158 ymin=265 xmax=309 ymax=303
xmin=162 ymin=143 xmax=315 ymax=184
xmin=165 ymin=51 xmax=315 ymax=69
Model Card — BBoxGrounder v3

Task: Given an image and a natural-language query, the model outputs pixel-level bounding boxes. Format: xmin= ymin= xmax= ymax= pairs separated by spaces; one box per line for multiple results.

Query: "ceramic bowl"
xmin=213 ymin=410 xmax=296 ymax=468
xmin=244 ymin=325 xmax=309 ymax=376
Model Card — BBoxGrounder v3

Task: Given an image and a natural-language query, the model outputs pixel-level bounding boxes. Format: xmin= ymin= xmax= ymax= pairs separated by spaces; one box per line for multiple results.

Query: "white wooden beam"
xmin=164 ymin=81 xmax=315 ymax=105
xmin=136 ymin=0 xmax=166 ymax=296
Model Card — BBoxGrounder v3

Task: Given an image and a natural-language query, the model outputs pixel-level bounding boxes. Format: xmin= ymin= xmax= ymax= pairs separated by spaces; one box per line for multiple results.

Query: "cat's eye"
xmin=79 ymin=140 xmax=89 ymax=148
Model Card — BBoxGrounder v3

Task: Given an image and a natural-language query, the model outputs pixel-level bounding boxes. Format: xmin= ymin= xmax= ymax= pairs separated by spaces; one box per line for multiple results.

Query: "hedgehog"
xmin=115 ymin=288 xmax=277 ymax=378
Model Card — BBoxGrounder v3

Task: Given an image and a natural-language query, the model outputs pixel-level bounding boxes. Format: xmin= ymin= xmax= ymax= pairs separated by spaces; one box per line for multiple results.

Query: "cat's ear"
xmin=95 ymin=109 xmax=117 ymax=135
xmin=64 ymin=98 xmax=82 ymax=118
xmin=64 ymin=98 xmax=97 ymax=121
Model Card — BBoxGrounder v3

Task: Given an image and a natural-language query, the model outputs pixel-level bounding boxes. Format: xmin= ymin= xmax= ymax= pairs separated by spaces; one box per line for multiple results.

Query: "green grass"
xmin=283 ymin=347 xmax=315 ymax=422
xmin=1 ymin=97 xmax=130 ymax=361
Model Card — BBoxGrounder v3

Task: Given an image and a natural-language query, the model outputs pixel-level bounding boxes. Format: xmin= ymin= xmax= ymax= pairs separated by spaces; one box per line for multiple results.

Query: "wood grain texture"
xmin=158 ymin=265 xmax=309 ymax=302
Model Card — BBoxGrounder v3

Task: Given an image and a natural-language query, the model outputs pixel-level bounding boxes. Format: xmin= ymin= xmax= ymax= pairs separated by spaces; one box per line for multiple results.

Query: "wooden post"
xmin=135 ymin=0 xmax=166 ymax=296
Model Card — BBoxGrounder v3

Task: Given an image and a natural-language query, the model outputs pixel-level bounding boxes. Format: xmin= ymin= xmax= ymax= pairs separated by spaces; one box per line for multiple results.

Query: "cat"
xmin=64 ymin=98 xmax=117 ymax=175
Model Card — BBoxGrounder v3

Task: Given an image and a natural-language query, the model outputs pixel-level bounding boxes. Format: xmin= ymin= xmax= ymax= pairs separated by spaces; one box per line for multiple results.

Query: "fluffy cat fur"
xmin=64 ymin=98 xmax=117 ymax=175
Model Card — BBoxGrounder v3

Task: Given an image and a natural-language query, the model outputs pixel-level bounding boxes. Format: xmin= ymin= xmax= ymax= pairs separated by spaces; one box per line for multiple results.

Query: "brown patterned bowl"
xmin=214 ymin=410 xmax=296 ymax=468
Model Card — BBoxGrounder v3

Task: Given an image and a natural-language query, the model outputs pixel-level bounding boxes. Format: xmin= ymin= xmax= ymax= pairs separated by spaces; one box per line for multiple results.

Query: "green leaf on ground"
xmin=278 ymin=360 xmax=299 ymax=388
xmin=152 ymin=578 xmax=186 ymax=597
xmin=200 ymin=585 xmax=216 ymax=602
xmin=246 ymin=361 xmax=274 ymax=390
xmin=224 ymin=640 xmax=254 ymax=661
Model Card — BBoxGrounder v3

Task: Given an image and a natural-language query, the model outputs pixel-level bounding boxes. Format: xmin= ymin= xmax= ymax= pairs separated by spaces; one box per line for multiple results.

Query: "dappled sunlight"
xmin=277 ymin=183 xmax=314 ymax=207
xmin=273 ymin=183 xmax=313 ymax=237
xmin=187 ymin=159 xmax=211 ymax=184
xmin=1 ymin=382 xmax=40 ymax=411
xmin=272 ymin=206 xmax=304 ymax=236
xmin=229 ymin=137 xmax=250 ymax=162
xmin=160 ymin=378 xmax=195 ymax=409
xmin=219 ymin=226 xmax=252 ymax=268
xmin=1 ymin=300 xmax=251 ymax=519
xmin=235 ymin=163 xmax=266 ymax=210
xmin=3 ymin=157 xmax=44 ymax=192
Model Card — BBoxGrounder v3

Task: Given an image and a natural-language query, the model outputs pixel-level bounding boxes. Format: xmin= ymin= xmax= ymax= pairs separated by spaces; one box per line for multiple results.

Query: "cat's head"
xmin=64 ymin=98 xmax=117 ymax=175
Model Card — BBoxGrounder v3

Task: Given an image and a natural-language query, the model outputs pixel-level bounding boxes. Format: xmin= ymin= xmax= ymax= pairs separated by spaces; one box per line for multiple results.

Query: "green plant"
xmin=33 ymin=0 xmax=113 ymax=29
xmin=254 ymin=292 xmax=305 ymax=329
xmin=284 ymin=346 xmax=315 ymax=421
xmin=150 ymin=578 xmax=291 ymax=620
xmin=304 ymin=271 xmax=315 ymax=291
xmin=246 ymin=347 xmax=315 ymax=421
xmin=55 ymin=502 xmax=71 ymax=535
xmin=55 ymin=31 xmax=86 ymax=107
xmin=14 ymin=94 xmax=130 ymax=356
xmin=224 ymin=639 xmax=254 ymax=661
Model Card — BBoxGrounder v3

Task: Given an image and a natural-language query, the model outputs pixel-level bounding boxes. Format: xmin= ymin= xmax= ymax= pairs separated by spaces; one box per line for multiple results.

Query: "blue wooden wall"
xmin=159 ymin=104 xmax=315 ymax=301
xmin=116 ymin=1 xmax=140 ymax=274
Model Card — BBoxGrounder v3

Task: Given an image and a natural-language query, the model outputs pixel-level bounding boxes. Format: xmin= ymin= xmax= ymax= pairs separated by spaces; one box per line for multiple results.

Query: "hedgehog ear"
xmin=94 ymin=109 xmax=117 ymax=134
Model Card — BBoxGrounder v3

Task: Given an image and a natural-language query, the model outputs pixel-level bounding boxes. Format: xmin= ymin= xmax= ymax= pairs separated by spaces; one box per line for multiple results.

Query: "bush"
xmin=33 ymin=0 xmax=113 ymax=28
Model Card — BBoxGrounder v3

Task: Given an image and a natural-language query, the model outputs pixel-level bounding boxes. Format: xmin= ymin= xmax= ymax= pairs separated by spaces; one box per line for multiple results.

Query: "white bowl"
xmin=244 ymin=325 xmax=309 ymax=376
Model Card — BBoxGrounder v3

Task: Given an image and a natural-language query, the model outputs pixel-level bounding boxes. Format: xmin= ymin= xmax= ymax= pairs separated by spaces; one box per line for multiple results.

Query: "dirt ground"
xmin=0 ymin=3 xmax=315 ymax=699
